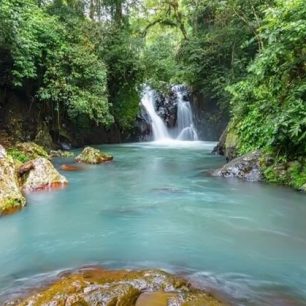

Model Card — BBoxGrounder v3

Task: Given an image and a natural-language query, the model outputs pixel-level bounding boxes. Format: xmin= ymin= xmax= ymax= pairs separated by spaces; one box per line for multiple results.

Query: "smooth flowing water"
xmin=175 ymin=86 xmax=198 ymax=141
xmin=0 ymin=142 xmax=306 ymax=305
xmin=141 ymin=89 xmax=170 ymax=140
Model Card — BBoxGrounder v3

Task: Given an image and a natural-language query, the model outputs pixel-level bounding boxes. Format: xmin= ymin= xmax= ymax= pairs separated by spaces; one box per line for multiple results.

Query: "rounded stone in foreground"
xmin=12 ymin=267 xmax=224 ymax=306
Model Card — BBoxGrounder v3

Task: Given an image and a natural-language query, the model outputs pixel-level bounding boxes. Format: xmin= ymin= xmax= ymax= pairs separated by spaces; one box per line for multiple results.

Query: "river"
xmin=0 ymin=141 xmax=306 ymax=305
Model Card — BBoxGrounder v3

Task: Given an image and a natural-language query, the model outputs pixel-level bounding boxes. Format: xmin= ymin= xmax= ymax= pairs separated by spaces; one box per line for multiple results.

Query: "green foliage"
xmin=228 ymin=0 xmax=306 ymax=158
xmin=142 ymin=31 xmax=181 ymax=91
xmin=178 ymin=0 xmax=271 ymax=109
xmin=7 ymin=148 xmax=30 ymax=163
xmin=263 ymin=158 xmax=306 ymax=189
xmin=0 ymin=0 xmax=51 ymax=86
xmin=96 ymin=24 xmax=144 ymax=128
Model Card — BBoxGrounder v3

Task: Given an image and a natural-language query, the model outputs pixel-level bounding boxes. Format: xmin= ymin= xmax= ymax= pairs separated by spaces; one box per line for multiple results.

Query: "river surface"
xmin=0 ymin=141 xmax=306 ymax=305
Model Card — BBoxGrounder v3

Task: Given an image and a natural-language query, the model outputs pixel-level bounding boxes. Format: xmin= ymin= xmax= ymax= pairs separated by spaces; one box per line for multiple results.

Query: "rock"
xmin=21 ymin=158 xmax=68 ymax=191
xmin=75 ymin=147 xmax=113 ymax=164
xmin=213 ymin=151 xmax=263 ymax=182
xmin=13 ymin=268 xmax=224 ymax=306
xmin=300 ymin=184 xmax=306 ymax=192
xmin=0 ymin=145 xmax=26 ymax=215
xmin=60 ymin=164 xmax=82 ymax=171
xmin=18 ymin=160 xmax=34 ymax=175
xmin=212 ymin=124 xmax=238 ymax=161
xmin=34 ymin=121 xmax=54 ymax=150
xmin=50 ymin=150 xmax=74 ymax=158
xmin=15 ymin=142 xmax=50 ymax=160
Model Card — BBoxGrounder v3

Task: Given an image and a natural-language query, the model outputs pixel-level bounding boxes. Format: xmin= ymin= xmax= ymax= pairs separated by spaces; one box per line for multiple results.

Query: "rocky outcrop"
xmin=212 ymin=124 xmax=238 ymax=161
xmin=34 ymin=122 xmax=54 ymax=149
xmin=13 ymin=267 xmax=224 ymax=306
xmin=155 ymin=89 xmax=178 ymax=128
xmin=191 ymin=91 xmax=229 ymax=141
xmin=213 ymin=151 xmax=263 ymax=182
xmin=21 ymin=158 xmax=68 ymax=191
xmin=129 ymin=106 xmax=152 ymax=142
xmin=15 ymin=142 xmax=50 ymax=160
xmin=0 ymin=145 xmax=26 ymax=215
xmin=75 ymin=147 xmax=113 ymax=164
xmin=50 ymin=150 xmax=74 ymax=158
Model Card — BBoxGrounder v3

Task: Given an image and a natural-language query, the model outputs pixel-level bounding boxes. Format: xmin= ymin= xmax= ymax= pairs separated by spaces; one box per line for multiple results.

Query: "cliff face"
xmin=0 ymin=90 xmax=124 ymax=149
xmin=191 ymin=91 xmax=229 ymax=141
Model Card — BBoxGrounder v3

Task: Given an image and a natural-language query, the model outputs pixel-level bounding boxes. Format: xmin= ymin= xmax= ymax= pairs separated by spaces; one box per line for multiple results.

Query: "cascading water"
xmin=141 ymin=88 xmax=170 ymax=141
xmin=141 ymin=86 xmax=198 ymax=141
xmin=174 ymin=86 xmax=198 ymax=141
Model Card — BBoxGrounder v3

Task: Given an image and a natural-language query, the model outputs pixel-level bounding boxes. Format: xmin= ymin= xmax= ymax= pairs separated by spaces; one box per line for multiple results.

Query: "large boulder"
xmin=15 ymin=142 xmax=50 ymax=160
xmin=213 ymin=151 xmax=263 ymax=182
xmin=75 ymin=146 xmax=113 ymax=164
xmin=0 ymin=145 xmax=26 ymax=215
xmin=21 ymin=158 xmax=68 ymax=191
xmin=12 ymin=267 xmax=224 ymax=306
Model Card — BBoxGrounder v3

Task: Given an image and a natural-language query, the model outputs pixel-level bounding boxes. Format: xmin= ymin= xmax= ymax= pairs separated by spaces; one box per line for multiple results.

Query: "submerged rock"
xmin=12 ymin=267 xmax=224 ymax=306
xmin=0 ymin=145 xmax=26 ymax=215
xmin=60 ymin=164 xmax=83 ymax=171
xmin=21 ymin=158 xmax=68 ymax=192
xmin=213 ymin=151 xmax=263 ymax=182
xmin=75 ymin=146 xmax=113 ymax=164
xmin=15 ymin=142 xmax=50 ymax=160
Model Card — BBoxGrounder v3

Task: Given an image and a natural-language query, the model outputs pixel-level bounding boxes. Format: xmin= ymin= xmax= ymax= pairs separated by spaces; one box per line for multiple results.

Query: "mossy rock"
xmin=50 ymin=150 xmax=75 ymax=158
xmin=34 ymin=122 xmax=54 ymax=150
xmin=14 ymin=268 xmax=224 ymax=306
xmin=224 ymin=124 xmax=239 ymax=161
xmin=75 ymin=147 xmax=113 ymax=164
xmin=15 ymin=142 xmax=50 ymax=160
xmin=0 ymin=145 xmax=26 ymax=216
xmin=213 ymin=123 xmax=239 ymax=161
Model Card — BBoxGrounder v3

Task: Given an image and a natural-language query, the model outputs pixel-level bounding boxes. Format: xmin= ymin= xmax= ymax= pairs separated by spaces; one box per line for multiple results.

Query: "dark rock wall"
xmin=191 ymin=91 xmax=229 ymax=141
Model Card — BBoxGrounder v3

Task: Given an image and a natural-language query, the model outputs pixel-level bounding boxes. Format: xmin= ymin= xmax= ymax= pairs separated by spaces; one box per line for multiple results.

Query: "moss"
xmin=50 ymin=150 xmax=75 ymax=158
xmin=15 ymin=142 xmax=50 ymax=160
xmin=0 ymin=197 xmax=25 ymax=216
xmin=7 ymin=148 xmax=30 ymax=163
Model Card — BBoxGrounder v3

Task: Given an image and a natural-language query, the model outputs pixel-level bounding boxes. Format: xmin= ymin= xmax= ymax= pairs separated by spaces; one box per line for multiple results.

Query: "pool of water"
xmin=0 ymin=141 xmax=306 ymax=305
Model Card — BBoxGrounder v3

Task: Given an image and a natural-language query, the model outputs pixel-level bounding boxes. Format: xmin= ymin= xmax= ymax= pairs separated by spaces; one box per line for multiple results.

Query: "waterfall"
xmin=175 ymin=87 xmax=198 ymax=141
xmin=141 ymin=86 xmax=198 ymax=141
xmin=141 ymin=88 xmax=170 ymax=141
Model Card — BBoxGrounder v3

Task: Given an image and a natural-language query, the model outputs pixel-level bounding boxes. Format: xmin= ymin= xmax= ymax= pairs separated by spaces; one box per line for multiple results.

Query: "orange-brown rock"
xmin=18 ymin=161 xmax=34 ymax=175
xmin=60 ymin=164 xmax=83 ymax=171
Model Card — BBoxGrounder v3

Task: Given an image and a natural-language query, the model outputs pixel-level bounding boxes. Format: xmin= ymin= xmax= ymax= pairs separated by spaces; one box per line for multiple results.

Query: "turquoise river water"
xmin=0 ymin=141 xmax=306 ymax=305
